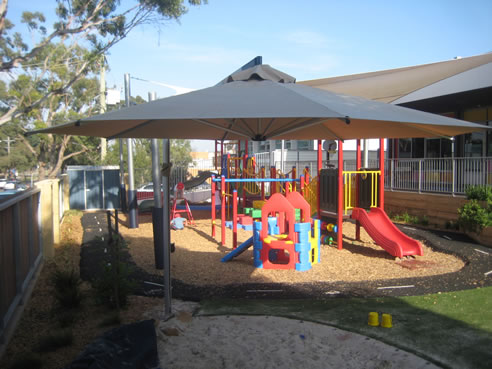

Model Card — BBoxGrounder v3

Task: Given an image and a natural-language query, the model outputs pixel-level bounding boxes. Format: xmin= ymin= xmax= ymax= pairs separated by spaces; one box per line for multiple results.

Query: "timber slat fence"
xmin=0 ymin=189 xmax=42 ymax=345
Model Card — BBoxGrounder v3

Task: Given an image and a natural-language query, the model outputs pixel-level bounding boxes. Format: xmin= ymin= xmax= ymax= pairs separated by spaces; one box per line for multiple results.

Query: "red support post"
xmin=356 ymin=140 xmax=361 ymax=241
xmin=292 ymin=166 xmax=297 ymax=192
xmin=221 ymin=142 xmax=224 ymax=174
xmin=317 ymin=141 xmax=322 ymax=218
xmin=261 ymin=167 xmax=265 ymax=200
xmin=221 ymin=175 xmax=226 ymax=246
xmin=211 ymin=175 xmax=216 ymax=238
xmin=271 ymin=166 xmax=276 ymax=194
xmin=337 ymin=140 xmax=344 ymax=250
xmin=379 ymin=138 xmax=385 ymax=210
xmin=242 ymin=154 xmax=248 ymax=209
xmin=304 ymin=167 xmax=310 ymax=185
xmin=233 ymin=190 xmax=238 ymax=249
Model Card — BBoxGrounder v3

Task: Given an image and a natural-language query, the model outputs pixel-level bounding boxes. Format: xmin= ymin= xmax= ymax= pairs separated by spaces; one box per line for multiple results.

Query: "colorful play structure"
xmin=212 ymin=139 xmax=423 ymax=271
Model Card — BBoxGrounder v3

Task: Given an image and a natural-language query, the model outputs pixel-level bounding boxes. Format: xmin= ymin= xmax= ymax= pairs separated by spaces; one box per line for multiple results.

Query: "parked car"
xmin=4 ymin=180 xmax=28 ymax=191
xmin=137 ymin=183 xmax=158 ymax=192
xmin=4 ymin=181 xmax=16 ymax=190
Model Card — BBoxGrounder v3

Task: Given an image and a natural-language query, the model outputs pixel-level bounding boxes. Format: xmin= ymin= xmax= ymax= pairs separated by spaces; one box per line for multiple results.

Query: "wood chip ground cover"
xmin=122 ymin=212 xmax=464 ymax=286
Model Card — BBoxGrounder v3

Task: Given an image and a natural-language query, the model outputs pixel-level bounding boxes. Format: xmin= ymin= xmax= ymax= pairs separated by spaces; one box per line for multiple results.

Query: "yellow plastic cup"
xmin=368 ymin=312 xmax=379 ymax=326
xmin=381 ymin=313 xmax=393 ymax=328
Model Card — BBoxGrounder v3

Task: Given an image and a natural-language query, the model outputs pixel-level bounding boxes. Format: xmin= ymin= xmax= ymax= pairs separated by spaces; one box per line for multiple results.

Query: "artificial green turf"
xmin=200 ymin=286 xmax=492 ymax=369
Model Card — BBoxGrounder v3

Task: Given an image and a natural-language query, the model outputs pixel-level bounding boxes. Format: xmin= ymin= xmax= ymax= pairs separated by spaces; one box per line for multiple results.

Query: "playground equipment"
xmin=212 ymin=175 xmax=307 ymax=248
xmin=317 ymin=138 xmax=423 ymax=257
xmin=222 ymin=191 xmax=321 ymax=271
xmin=213 ymin=137 xmax=423 ymax=259
xmin=171 ymin=182 xmax=195 ymax=226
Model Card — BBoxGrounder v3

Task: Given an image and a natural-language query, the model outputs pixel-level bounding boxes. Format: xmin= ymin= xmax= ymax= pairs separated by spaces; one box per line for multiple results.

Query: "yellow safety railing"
xmin=303 ymin=176 xmax=318 ymax=216
xmin=242 ymin=158 xmax=261 ymax=195
xmin=343 ymin=170 xmax=380 ymax=215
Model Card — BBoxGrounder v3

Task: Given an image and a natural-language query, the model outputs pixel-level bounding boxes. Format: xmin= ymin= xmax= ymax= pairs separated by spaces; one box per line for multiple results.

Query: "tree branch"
xmin=0 ymin=0 xmax=8 ymax=38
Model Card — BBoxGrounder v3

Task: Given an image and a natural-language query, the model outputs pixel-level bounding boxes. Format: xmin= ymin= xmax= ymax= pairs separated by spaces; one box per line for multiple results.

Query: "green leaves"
xmin=458 ymin=186 xmax=492 ymax=234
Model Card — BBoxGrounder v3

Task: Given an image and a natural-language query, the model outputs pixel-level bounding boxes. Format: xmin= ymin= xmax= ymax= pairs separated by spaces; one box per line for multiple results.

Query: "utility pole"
xmin=125 ymin=73 xmax=138 ymax=228
xmin=1 ymin=136 xmax=15 ymax=155
xmin=100 ymin=56 xmax=107 ymax=161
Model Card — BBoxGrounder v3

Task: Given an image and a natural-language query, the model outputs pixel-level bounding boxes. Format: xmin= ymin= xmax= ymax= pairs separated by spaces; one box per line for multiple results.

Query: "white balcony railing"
xmin=252 ymin=152 xmax=492 ymax=195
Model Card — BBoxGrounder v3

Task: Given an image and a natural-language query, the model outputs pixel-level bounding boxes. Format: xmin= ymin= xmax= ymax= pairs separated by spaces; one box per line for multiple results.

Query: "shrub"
xmin=93 ymin=236 xmax=135 ymax=309
xmin=458 ymin=199 xmax=490 ymax=233
xmin=37 ymin=329 xmax=73 ymax=352
xmin=51 ymin=267 xmax=82 ymax=309
xmin=459 ymin=186 xmax=492 ymax=234
xmin=465 ymin=185 xmax=492 ymax=202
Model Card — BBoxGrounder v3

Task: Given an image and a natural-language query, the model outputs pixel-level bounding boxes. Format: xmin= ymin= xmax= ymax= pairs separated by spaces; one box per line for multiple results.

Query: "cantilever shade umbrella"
xmin=28 ymin=64 xmax=488 ymax=318
xmin=29 ymin=64 xmax=486 ymax=141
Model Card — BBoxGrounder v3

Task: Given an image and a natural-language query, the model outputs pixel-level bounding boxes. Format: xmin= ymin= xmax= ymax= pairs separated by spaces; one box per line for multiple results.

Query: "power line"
xmin=130 ymin=76 xmax=195 ymax=95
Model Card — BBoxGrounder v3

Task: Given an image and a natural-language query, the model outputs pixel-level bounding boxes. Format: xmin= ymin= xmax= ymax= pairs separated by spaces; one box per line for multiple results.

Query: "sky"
xmin=7 ymin=0 xmax=492 ymax=151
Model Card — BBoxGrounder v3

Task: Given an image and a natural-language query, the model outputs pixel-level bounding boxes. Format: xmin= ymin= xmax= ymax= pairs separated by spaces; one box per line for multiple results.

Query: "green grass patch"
xmin=201 ymin=287 xmax=492 ymax=369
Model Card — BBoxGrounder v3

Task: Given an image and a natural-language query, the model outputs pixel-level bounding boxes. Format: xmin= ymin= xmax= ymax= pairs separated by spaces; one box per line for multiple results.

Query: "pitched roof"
xmin=299 ymin=53 xmax=492 ymax=103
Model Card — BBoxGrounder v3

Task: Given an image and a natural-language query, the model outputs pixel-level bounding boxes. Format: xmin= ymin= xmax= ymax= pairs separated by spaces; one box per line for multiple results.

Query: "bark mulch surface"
xmin=80 ymin=211 xmax=492 ymax=301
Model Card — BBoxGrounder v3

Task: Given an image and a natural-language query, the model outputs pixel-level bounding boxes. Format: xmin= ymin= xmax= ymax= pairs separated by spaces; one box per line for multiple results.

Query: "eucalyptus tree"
xmin=3 ymin=43 xmax=102 ymax=178
xmin=0 ymin=0 xmax=205 ymax=126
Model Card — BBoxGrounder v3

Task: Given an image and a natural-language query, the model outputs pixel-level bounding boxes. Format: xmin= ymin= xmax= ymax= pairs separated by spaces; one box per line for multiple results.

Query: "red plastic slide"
xmin=351 ymin=207 xmax=423 ymax=258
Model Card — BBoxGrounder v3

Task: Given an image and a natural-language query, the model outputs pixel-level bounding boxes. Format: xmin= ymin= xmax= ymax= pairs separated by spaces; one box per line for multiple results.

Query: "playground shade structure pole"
xmin=337 ymin=140 xmax=344 ymax=249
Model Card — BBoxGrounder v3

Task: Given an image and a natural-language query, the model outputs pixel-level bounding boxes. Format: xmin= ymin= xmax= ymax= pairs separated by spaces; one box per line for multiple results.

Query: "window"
xmin=464 ymin=132 xmax=484 ymax=157
xmin=426 ymin=139 xmax=440 ymax=158
xmin=398 ymin=139 xmax=412 ymax=158
xmin=297 ymin=140 xmax=311 ymax=151
xmin=259 ymin=141 xmax=270 ymax=152
xmin=413 ymin=138 xmax=424 ymax=158
xmin=463 ymin=107 xmax=488 ymax=157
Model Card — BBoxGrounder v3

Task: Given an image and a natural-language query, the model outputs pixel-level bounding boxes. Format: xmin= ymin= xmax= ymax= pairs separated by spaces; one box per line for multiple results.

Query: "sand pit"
xmin=119 ymin=211 xmax=464 ymax=287
xmin=148 ymin=300 xmax=439 ymax=369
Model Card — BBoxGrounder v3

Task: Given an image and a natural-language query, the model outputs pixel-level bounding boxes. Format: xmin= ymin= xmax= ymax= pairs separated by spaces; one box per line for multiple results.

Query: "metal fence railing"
xmin=134 ymin=166 xmax=216 ymax=190
xmin=386 ymin=157 xmax=492 ymax=194
xmin=252 ymin=152 xmax=492 ymax=195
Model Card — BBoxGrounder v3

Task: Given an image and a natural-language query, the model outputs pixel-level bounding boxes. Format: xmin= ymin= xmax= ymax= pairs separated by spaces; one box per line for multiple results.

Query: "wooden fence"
xmin=0 ymin=177 xmax=66 ymax=357
xmin=0 ymin=189 xmax=42 ymax=346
